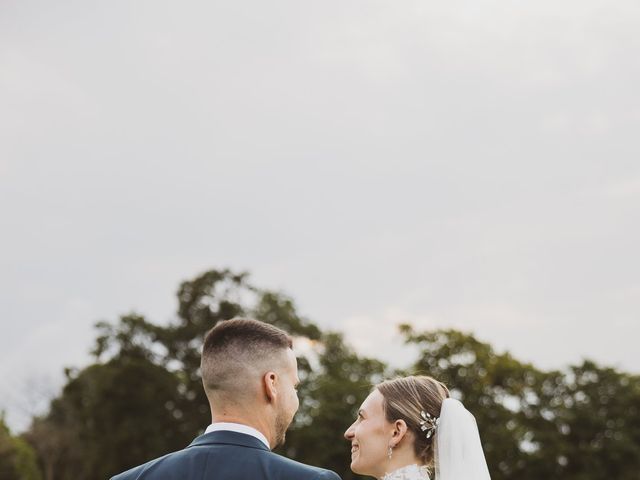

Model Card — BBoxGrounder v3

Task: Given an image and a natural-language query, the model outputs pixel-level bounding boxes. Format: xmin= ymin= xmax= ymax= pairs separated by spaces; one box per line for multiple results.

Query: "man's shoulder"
xmin=109 ymin=458 xmax=157 ymax=480
xmin=109 ymin=439 xmax=342 ymax=480
xmin=109 ymin=450 xmax=177 ymax=480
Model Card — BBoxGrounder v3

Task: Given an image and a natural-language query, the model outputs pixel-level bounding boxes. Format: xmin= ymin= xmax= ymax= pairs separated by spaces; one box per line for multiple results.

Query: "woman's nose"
xmin=344 ymin=423 xmax=355 ymax=440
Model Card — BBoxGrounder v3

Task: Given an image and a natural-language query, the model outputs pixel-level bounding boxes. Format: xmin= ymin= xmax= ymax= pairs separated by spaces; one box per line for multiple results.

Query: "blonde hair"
xmin=376 ymin=376 xmax=450 ymax=466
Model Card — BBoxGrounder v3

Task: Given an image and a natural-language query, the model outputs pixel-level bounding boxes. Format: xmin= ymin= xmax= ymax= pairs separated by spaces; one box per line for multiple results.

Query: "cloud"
xmin=1 ymin=0 xmax=639 ymax=432
xmin=0 ymin=297 xmax=96 ymax=431
xmin=340 ymin=302 xmax=549 ymax=371
xmin=602 ymin=178 xmax=640 ymax=199
xmin=341 ymin=310 xmax=430 ymax=368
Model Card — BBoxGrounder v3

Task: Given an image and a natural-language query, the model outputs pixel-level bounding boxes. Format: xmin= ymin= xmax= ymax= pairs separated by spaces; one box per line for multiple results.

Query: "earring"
xmin=387 ymin=445 xmax=393 ymax=460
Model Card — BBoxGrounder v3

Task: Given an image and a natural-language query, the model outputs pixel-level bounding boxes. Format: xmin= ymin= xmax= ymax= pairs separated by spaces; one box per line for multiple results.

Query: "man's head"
xmin=201 ymin=318 xmax=300 ymax=448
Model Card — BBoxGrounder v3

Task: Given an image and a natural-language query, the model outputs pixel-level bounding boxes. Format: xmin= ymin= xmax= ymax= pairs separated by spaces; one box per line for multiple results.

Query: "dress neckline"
xmin=381 ymin=464 xmax=430 ymax=480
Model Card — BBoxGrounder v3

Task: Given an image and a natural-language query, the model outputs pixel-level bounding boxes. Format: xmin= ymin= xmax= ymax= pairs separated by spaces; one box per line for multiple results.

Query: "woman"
xmin=344 ymin=376 xmax=491 ymax=480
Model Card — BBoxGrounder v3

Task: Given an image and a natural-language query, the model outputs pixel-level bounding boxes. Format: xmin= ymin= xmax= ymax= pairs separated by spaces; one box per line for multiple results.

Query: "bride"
xmin=344 ymin=376 xmax=491 ymax=480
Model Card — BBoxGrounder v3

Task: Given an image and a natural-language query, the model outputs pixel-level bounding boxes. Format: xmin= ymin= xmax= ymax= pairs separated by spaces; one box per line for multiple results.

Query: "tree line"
xmin=2 ymin=268 xmax=639 ymax=480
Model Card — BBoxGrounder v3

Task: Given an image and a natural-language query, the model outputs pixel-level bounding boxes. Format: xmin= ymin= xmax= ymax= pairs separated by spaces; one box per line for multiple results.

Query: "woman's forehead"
xmin=360 ymin=389 xmax=384 ymax=413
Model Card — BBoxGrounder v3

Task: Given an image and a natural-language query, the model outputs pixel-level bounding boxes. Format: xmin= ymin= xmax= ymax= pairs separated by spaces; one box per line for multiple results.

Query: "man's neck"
xmin=211 ymin=413 xmax=274 ymax=448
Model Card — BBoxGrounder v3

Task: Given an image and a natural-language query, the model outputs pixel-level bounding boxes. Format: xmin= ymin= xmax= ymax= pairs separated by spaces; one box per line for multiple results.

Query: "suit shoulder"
xmin=267 ymin=452 xmax=342 ymax=480
xmin=110 ymin=463 xmax=144 ymax=480
xmin=109 ymin=452 xmax=170 ymax=480
xmin=311 ymin=469 xmax=342 ymax=480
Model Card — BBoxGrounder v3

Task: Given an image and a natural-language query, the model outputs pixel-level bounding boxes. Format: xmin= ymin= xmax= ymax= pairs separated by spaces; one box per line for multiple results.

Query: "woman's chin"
xmin=350 ymin=460 xmax=366 ymax=476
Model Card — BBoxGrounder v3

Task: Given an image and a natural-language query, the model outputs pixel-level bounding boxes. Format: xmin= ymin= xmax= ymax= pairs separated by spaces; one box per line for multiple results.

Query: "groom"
xmin=111 ymin=318 xmax=341 ymax=480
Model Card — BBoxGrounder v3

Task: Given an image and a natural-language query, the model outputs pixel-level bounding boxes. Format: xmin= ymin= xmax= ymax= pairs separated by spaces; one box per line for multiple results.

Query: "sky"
xmin=1 ymin=0 xmax=639 ymax=432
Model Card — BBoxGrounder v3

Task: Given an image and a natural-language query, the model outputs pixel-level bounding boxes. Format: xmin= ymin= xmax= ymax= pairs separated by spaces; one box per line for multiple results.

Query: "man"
xmin=111 ymin=318 xmax=341 ymax=480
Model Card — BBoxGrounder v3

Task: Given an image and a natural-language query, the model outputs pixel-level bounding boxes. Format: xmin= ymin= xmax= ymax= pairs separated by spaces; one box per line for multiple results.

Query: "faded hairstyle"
xmin=201 ymin=318 xmax=293 ymax=403
xmin=376 ymin=375 xmax=450 ymax=467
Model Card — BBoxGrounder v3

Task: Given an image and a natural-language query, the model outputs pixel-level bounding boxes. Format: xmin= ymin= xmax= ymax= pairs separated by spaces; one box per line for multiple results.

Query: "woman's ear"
xmin=263 ymin=371 xmax=278 ymax=403
xmin=391 ymin=419 xmax=408 ymax=446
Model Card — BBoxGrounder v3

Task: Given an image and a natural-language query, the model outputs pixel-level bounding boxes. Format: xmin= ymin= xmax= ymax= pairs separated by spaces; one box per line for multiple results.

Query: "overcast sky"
xmin=1 ymin=0 xmax=639 ymax=432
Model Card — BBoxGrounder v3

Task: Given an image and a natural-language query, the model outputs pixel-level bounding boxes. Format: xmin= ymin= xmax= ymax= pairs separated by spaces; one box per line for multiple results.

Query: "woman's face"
xmin=344 ymin=389 xmax=394 ymax=478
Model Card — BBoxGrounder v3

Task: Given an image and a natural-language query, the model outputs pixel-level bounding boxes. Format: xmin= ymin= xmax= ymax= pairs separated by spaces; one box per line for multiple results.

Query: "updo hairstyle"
xmin=376 ymin=375 xmax=450 ymax=466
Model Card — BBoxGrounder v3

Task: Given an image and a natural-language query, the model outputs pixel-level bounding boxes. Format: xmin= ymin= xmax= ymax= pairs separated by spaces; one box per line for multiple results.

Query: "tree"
xmin=23 ymin=269 xmax=640 ymax=480
xmin=27 ymin=269 xmax=332 ymax=479
xmin=398 ymin=325 xmax=546 ymax=479
xmin=0 ymin=413 xmax=41 ymax=480
xmin=26 ymin=357 xmax=187 ymax=480
xmin=282 ymin=332 xmax=387 ymax=480
xmin=92 ymin=270 xmax=324 ymax=436
xmin=538 ymin=361 xmax=640 ymax=480
xmin=399 ymin=325 xmax=640 ymax=480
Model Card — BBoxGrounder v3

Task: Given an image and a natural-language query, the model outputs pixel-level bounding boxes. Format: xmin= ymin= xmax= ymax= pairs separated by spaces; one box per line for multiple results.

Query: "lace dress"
xmin=381 ymin=464 xmax=431 ymax=480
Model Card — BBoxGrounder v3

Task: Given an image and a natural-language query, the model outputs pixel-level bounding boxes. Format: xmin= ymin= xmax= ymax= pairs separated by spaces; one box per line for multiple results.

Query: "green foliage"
xmin=399 ymin=324 xmax=640 ymax=480
xmin=282 ymin=332 xmax=387 ymax=480
xmin=0 ymin=413 xmax=41 ymax=480
xmin=26 ymin=268 xmax=357 ymax=479
xmin=26 ymin=358 xmax=188 ymax=480
xmin=20 ymin=269 xmax=640 ymax=480
xmin=399 ymin=325 xmax=543 ymax=479
xmin=537 ymin=361 xmax=640 ymax=480
xmin=90 ymin=269 xmax=324 ymax=440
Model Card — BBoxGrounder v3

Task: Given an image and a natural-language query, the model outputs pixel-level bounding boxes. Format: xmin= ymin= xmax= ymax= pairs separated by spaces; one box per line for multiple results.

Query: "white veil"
xmin=434 ymin=398 xmax=491 ymax=480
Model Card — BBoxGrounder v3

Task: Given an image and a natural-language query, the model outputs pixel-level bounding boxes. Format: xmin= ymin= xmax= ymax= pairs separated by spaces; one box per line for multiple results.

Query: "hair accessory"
xmin=419 ymin=410 xmax=439 ymax=439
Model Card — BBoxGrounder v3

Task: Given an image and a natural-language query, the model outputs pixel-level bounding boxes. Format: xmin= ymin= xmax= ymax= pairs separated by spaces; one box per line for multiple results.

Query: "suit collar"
xmin=205 ymin=422 xmax=270 ymax=448
xmin=189 ymin=430 xmax=271 ymax=452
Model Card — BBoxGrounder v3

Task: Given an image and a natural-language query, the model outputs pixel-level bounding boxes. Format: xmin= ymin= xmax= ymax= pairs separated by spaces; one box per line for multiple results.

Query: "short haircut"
xmin=201 ymin=318 xmax=293 ymax=400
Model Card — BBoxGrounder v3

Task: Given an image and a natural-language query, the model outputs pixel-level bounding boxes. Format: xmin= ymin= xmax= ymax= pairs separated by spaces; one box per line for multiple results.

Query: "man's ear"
xmin=391 ymin=419 xmax=408 ymax=447
xmin=263 ymin=371 xmax=278 ymax=403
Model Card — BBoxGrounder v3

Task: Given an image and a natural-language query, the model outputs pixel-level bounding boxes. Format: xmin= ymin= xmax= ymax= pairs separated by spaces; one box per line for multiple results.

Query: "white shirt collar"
xmin=204 ymin=422 xmax=270 ymax=449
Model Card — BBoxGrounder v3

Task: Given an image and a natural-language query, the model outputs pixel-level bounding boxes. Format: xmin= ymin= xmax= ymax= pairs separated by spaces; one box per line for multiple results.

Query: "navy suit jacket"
xmin=110 ymin=430 xmax=342 ymax=480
